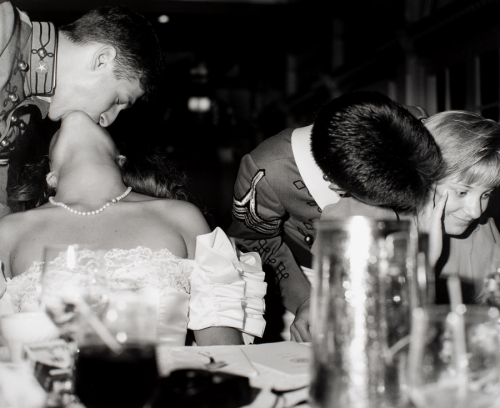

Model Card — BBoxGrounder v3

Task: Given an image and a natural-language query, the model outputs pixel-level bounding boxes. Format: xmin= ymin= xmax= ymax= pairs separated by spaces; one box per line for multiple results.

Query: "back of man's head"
xmin=311 ymin=90 xmax=442 ymax=213
xmin=60 ymin=5 xmax=163 ymax=102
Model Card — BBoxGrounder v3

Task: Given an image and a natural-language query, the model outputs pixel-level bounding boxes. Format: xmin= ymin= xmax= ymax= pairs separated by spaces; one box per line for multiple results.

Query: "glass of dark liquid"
xmin=74 ymin=290 xmax=159 ymax=408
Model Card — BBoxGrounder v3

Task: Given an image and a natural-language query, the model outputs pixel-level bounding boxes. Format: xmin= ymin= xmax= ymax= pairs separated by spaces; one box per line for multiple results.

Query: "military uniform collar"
xmin=291 ymin=125 xmax=341 ymax=210
xmin=27 ymin=21 xmax=57 ymax=97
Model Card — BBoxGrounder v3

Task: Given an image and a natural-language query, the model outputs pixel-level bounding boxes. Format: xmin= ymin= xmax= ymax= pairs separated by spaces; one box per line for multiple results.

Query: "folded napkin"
xmin=188 ymin=228 xmax=267 ymax=344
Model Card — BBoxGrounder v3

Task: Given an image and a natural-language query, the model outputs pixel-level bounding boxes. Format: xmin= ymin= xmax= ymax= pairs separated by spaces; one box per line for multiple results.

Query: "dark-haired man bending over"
xmin=227 ymin=91 xmax=441 ymax=342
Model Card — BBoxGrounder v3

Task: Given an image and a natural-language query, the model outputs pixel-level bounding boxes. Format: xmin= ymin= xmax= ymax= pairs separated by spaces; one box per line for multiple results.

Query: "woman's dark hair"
xmin=120 ymin=150 xmax=192 ymax=202
xmin=7 ymin=115 xmax=55 ymax=212
xmin=7 ymin=156 xmax=54 ymax=212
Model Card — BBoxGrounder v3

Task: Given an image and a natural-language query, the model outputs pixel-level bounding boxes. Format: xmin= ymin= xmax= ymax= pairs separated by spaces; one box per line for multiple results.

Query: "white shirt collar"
xmin=36 ymin=96 xmax=52 ymax=103
xmin=291 ymin=125 xmax=341 ymax=210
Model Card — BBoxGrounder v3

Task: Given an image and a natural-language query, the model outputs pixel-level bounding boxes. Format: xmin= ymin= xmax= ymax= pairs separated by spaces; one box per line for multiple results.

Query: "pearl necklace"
xmin=48 ymin=187 xmax=132 ymax=216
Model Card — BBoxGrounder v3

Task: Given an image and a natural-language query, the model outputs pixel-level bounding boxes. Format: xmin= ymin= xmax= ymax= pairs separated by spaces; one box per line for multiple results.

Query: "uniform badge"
xmin=35 ymin=60 xmax=48 ymax=75
xmin=232 ymin=170 xmax=282 ymax=235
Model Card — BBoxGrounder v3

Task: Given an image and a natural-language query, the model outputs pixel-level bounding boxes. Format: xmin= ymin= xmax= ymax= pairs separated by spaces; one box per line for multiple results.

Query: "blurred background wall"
xmin=15 ymin=0 xmax=500 ymax=229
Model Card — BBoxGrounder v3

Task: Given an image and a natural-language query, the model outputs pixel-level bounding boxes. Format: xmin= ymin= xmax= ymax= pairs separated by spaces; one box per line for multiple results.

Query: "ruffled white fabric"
xmin=1 ymin=262 xmax=43 ymax=313
xmin=0 ymin=228 xmax=266 ymax=345
xmin=189 ymin=228 xmax=267 ymax=344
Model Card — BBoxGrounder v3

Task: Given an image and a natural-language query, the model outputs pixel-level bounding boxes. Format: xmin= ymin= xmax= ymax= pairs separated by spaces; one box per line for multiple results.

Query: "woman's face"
xmin=436 ymin=175 xmax=495 ymax=235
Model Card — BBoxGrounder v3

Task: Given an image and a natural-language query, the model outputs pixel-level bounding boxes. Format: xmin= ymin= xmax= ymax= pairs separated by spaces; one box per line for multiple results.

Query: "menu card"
xmin=24 ymin=339 xmax=72 ymax=369
xmin=241 ymin=341 xmax=311 ymax=392
xmin=156 ymin=344 xmax=258 ymax=378
xmin=241 ymin=341 xmax=311 ymax=376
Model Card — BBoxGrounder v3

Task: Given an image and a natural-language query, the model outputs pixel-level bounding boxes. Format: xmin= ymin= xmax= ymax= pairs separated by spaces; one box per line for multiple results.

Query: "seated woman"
xmin=421 ymin=110 xmax=500 ymax=304
xmin=0 ymin=112 xmax=266 ymax=346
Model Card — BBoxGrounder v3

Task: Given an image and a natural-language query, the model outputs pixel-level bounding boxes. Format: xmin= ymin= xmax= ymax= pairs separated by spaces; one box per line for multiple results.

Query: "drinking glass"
xmin=39 ymin=244 xmax=109 ymax=343
xmin=309 ymin=217 xmax=429 ymax=408
xmin=407 ymin=305 xmax=500 ymax=408
xmin=73 ymin=290 xmax=159 ymax=408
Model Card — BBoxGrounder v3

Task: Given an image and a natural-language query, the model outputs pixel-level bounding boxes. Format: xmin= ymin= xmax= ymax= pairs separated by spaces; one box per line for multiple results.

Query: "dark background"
xmin=13 ymin=0 xmax=500 ymax=232
xmin=14 ymin=0 xmax=408 ymax=229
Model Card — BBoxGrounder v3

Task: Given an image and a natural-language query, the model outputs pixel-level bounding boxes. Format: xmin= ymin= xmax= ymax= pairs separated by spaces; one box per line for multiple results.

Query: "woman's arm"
xmin=193 ymin=326 xmax=244 ymax=346
xmin=171 ymin=201 xmax=211 ymax=260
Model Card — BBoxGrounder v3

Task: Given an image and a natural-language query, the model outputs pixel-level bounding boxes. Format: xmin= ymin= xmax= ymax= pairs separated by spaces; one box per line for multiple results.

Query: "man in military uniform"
xmin=228 ymin=91 xmax=440 ymax=342
xmin=0 ymin=1 xmax=163 ymax=215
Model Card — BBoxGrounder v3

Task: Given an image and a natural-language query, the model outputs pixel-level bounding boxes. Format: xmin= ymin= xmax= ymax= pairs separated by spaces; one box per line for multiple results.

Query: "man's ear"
xmin=46 ymin=172 xmax=58 ymax=189
xmin=93 ymin=45 xmax=117 ymax=70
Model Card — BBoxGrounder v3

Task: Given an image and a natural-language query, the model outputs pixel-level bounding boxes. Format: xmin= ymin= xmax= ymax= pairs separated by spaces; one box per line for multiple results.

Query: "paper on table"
xmin=242 ymin=341 xmax=311 ymax=376
xmin=24 ymin=339 xmax=72 ymax=369
xmin=242 ymin=341 xmax=311 ymax=392
xmin=155 ymin=344 xmax=258 ymax=378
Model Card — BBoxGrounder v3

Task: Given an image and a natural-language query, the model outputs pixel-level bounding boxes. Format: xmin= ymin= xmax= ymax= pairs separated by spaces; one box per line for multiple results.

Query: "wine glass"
xmin=73 ymin=290 xmax=159 ymax=408
xmin=407 ymin=305 xmax=500 ymax=408
xmin=37 ymin=244 xmax=110 ymax=406
xmin=39 ymin=244 xmax=109 ymax=343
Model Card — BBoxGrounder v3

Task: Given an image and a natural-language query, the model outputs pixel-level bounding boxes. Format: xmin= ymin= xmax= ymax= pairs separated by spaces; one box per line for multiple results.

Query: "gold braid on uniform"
xmin=232 ymin=170 xmax=282 ymax=235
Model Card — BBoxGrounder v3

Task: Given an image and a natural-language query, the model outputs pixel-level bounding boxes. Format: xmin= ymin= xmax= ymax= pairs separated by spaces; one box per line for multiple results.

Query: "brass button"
xmin=37 ymin=48 xmax=47 ymax=58
xmin=304 ymin=234 xmax=314 ymax=245
xmin=17 ymin=61 xmax=28 ymax=71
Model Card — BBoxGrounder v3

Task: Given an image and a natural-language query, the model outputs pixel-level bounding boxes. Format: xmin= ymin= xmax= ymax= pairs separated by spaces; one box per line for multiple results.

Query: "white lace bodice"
xmin=5 ymin=247 xmax=194 ymax=313
xmin=2 ymin=228 xmax=267 ymax=345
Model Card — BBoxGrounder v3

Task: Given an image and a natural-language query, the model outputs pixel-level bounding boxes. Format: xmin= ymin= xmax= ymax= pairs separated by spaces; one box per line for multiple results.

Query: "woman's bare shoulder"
xmin=0 ymin=207 xmax=50 ymax=241
xmin=151 ymin=199 xmax=207 ymax=226
xmin=0 ymin=210 xmax=32 ymax=234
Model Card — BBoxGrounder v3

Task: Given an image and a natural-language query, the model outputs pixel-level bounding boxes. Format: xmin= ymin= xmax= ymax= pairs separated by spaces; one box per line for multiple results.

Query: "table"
xmin=0 ymin=341 xmax=312 ymax=408
xmin=156 ymin=341 xmax=311 ymax=408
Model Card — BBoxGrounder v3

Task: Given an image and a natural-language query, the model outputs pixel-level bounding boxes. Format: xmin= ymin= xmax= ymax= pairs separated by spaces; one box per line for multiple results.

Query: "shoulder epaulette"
xmin=29 ymin=21 xmax=57 ymax=96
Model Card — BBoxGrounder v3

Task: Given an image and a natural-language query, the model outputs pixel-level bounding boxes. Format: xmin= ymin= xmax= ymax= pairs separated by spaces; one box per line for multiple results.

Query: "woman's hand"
xmin=418 ymin=188 xmax=448 ymax=268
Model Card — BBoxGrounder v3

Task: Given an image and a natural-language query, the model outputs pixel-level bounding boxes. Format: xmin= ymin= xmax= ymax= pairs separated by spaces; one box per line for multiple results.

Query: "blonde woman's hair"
xmin=424 ymin=110 xmax=500 ymax=188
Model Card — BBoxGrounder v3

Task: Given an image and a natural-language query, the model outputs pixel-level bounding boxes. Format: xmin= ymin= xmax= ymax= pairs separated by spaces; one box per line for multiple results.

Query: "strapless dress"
xmin=1 ymin=228 xmax=266 ymax=345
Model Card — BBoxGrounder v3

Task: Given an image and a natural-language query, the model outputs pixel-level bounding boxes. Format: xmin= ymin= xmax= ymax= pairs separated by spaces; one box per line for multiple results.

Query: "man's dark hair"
xmin=311 ymin=90 xmax=442 ymax=213
xmin=60 ymin=5 xmax=164 ymax=102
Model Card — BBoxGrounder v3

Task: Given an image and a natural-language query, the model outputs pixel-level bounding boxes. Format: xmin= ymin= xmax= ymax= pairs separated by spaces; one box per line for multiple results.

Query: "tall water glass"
xmin=39 ymin=244 xmax=109 ymax=343
xmin=309 ymin=217 xmax=429 ymax=408
xmin=407 ymin=305 xmax=500 ymax=408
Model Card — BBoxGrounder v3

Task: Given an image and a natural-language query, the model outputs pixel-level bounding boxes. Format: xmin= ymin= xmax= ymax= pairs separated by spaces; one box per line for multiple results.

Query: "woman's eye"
xmin=482 ymin=192 xmax=492 ymax=199
xmin=455 ymin=190 xmax=467 ymax=197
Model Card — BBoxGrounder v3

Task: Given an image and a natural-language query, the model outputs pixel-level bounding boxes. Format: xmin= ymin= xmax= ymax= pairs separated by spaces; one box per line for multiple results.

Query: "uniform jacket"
xmin=0 ymin=1 xmax=56 ymax=214
xmin=228 ymin=128 xmax=316 ymax=314
xmin=228 ymin=126 xmax=401 ymax=313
